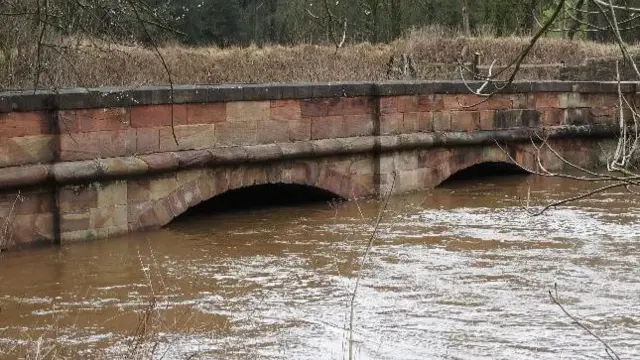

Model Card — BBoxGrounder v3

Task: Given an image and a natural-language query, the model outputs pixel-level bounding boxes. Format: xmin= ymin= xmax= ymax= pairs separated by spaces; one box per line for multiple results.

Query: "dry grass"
xmin=0 ymin=27 xmax=638 ymax=90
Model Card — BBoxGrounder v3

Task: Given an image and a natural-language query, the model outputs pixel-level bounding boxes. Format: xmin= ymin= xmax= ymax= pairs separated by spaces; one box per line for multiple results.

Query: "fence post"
xmin=473 ymin=52 xmax=481 ymax=79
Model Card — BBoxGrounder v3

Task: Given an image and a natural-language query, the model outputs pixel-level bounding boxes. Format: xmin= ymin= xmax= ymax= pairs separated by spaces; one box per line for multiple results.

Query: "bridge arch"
xmin=423 ymin=145 xmax=536 ymax=188
xmin=129 ymin=159 xmax=374 ymax=231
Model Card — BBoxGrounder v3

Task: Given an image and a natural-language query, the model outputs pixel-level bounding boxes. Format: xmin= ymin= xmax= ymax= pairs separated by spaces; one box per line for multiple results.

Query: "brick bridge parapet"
xmin=0 ymin=80 xmax=630 ymax=248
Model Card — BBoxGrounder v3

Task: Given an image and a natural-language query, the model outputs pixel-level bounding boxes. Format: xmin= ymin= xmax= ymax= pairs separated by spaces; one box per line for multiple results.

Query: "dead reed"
xmin=0 ymin=27 xmax=635 ymax=90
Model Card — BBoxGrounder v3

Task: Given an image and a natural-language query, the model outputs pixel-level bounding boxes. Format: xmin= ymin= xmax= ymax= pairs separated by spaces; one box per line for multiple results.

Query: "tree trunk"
xmin=567 ymin=0 xmax=585 ymax=40
xmin=460 ymin=0 xmax=470 ymax=35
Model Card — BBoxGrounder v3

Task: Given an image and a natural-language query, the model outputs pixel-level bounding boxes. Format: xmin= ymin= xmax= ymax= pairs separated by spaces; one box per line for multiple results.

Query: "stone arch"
xmin=426 ymin=145 xmax=536 ymax=188
xmin=128 ymin=158 xmax=374 ymax=231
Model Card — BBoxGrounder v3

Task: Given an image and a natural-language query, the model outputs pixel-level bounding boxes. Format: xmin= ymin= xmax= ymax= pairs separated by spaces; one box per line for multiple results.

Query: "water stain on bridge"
xmin=0 ymin=164 xmax=638 ymax=359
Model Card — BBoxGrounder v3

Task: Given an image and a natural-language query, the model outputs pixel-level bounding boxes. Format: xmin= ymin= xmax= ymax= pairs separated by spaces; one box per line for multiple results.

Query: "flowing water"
xmin=0 ymin=169 xmax=639 ymax=359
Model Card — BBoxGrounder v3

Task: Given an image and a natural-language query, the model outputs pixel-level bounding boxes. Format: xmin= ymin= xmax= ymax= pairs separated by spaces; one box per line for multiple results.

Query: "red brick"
xmin=76 ymin=108 xmax=130 ymax=132
xmin=130 ymin=104 xmax=186 ymax=128
xmin=0 ymin=112 xmax=50 ymax=137
xmin=271 ymin=100 xmax=301 ymax=121
xmin=311 ymin=116 xmax=344 ymax=139
xmin=187 ymin=103 xmax=226 ymax=124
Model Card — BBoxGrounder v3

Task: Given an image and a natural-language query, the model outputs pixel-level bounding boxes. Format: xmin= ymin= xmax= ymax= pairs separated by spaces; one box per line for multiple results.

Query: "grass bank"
xmin=0 ymin=27 xmax=634 ymax=90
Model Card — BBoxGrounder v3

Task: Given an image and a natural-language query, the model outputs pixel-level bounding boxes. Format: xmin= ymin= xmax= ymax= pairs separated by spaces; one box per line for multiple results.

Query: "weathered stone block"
xmin=541 ymin=108 xmax=565 ymax=126
xmin=186 ymin=103 xmax=226 ymax=124
xmin=258 ymin=120 xmax=290 ymax=143
xmin=75 ymin=108 xmax=130 ymax=132
xmin=558 ymin=92 xmax=587 ymax=108
xmin=379 ymin=97 xmax=397 ymax=114
xmin=215 ymin=121 xmax=257 ymax=146
xmin=418 ymin=94 xmax=445 ymax=112
xmin=90 ymin=206 xmax=128 ymax=229
xmin=397 ymin=95 xmax=419 ymax=113
xmin=98 ymin=181 xmax=128 ymax=208
xmin=311 ymin=116 xmax=344 ymax=139
xmin=451 ymin=111 xmax=479 ymax=132
xmin=0 ymin=135 xmax=55 ymax=168
xmin=173 ymin=124 xmax=216 ymax=150
xmin=443 ymin=94 xmax=512 ymax=111
xmin=149 ymin=174 xmax=179 ymax=201
xmin=134 ymin=128 xmax=160 ymax=154
xmin=478 ymin=111 xmax=495 ymax=130
xmin=60 ymin=129 xmax=137 ymax=161
xmin=432 ymin=112 xmax=451 ymax=132
xmin=564 ymin=108 xmax=593 ymax=125
xmin=289 ymin=119 xmax=311 ymax=141
xmin=339 ymin=97 xmax=376 ymax=115
xmin=59 ymin=185 xmax=98 ymax=214
xmin=380 ymin=113 xmax=403 ymax=135
xmin=130 ymin=104 xmax=187 ymax=128
xmin=402 ymin=112 xmax=421 ymax=133
xmin=271 ymin=100 xmax=302 ymax=121
xmin=226 ymin=101 xmax=270 ymax=122
xmin=530 ymin=92 xmax=560 ymax=108
xmin=301 ymin=98 xmax=334 ymax=117
xmin=0 ymin=112 xmax=50 ymax=137
xmin=343 ymin=114 xmax=374 ymax=137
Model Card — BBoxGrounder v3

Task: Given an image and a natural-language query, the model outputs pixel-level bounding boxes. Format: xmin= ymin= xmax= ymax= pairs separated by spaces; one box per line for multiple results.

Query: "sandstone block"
xmin=271 ymin=100 xmax=302 ymax=121
xmin=215 ymin=121 xmax=257 ymax=146
xmin=0 ymin=112 xmax=50 ymax=137
xmin=227 ymin=101 xmax=270 ymax=122
xmin=75 ymin=108 xmax=130 ymax=132
xmin=343 ymin=114 xmax=374 ymax=137
xmin=187 ymin=103 xmax=226 ymax=124
xmin=0 ymin=135 xmax=55 ymax=167
xmin=311 ymin=116 xmax=344 ymax=139
xmin=380 ymin=113 xmax=403 ymax=135
xmin=130 ymin=104 xmax=187 ymax=128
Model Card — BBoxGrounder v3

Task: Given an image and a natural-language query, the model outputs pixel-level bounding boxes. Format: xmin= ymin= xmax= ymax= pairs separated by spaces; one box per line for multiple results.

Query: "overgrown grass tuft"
xmin=0 ymin=26 xmax=637 ymax=90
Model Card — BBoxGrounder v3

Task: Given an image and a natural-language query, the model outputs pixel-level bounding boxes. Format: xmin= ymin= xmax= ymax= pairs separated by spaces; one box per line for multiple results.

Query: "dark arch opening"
xmin=173 ymin=183 xmax=344 ymax=222
xmin=438 ymin=161 xmax=529 ymax=187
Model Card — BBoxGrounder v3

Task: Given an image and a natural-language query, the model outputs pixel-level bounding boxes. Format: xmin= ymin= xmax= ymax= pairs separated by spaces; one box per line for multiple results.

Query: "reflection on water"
xmin=0 ymin=173 xmax=638 ymax=359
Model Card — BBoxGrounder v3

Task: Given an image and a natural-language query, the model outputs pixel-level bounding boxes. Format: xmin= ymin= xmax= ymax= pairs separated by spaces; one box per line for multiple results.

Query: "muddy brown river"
xmin=0 ymin=170 xmax=638 ymax=359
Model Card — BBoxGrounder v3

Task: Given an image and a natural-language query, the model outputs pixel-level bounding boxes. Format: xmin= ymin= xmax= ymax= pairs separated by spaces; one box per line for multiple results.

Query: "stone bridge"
xmin=0 ymin=80 xmax=628 ymax=249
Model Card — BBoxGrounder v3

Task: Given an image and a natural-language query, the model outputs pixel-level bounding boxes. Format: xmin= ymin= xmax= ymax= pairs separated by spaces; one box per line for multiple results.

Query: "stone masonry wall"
xmin=0 ymin=81 xmax=628 ymax=248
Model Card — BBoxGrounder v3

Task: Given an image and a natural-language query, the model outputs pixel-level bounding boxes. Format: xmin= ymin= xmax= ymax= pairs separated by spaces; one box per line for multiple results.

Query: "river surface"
xmin=0 ymin=173 xmax=638 ymax=359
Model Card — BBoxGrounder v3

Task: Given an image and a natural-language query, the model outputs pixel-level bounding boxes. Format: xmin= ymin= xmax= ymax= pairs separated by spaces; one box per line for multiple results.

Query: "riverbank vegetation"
xmin=0 ymin=1 xmax=639 ymax=89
